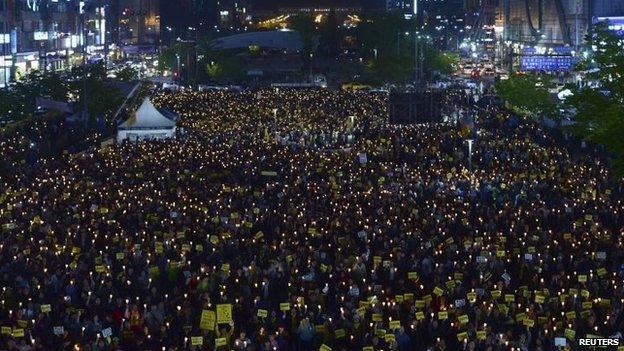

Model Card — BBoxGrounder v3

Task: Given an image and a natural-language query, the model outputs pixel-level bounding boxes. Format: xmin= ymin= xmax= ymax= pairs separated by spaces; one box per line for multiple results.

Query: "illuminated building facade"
xmin=499 ymin=0 xmax=623 ymax=45
xmin=0 ymin=0 xmax=107 ymax=86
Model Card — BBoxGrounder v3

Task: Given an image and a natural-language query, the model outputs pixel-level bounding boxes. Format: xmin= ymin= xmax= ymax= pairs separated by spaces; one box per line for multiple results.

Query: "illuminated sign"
xmin=33 ymin=31 xmax=48 ymax=40
xmin=520 ymin=56 xmax=577 ymax=71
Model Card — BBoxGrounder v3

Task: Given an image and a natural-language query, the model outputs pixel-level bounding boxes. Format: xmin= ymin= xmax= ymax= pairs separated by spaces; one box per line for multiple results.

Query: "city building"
xmin=117 ymin=0 xmax=159 ymax=46
xmin=498 ymin=0 xmax=623 ymax=46
xmin=492 ymin=0 xmax=623 ymax=71
xmin=1 ymin=0 xmax=108 ymax=87
xmin=386 ymin=0 xmax=416 ymax=13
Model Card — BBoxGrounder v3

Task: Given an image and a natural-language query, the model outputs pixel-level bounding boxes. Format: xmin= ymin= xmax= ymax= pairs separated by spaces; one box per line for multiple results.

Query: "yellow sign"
xmin=280 ymin=302 xmax=291 ymax=311
xmin=564 ymin=328 xmax=576 ymax=340
xmin=215 ymin=337 xmax=227 ymax=347
xmin=191 ymin=336 xmax=203 ymax=346
xmin=320 ymin=344 xmax=332 ymax=351
xmin=216 ymin=304 xmax=232 ymax=324
xmin=257 ymin=309 xmax=268 ymax=318
xmin=199 ymin=310 xmax=215 ymax=330
xmin=95 ymin=265 xmax=106 ymax=273
xmin=523 ymin=318 xmax=535 ymax=327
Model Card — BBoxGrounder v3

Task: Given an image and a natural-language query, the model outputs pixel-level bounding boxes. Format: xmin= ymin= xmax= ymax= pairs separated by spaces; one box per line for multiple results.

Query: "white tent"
xmin=117 ymin=98 xmax=177 ymax=142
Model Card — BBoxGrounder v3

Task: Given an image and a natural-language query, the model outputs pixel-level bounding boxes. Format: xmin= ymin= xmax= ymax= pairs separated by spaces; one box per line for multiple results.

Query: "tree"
xmin=495 ymin=74 xmax=557 ymax=117
xmin=0 ymin=88 xmax=20 ymax=121
xmin=66 ymin=63 xmax=124 ymax=131
xmin=116 ymin=66 xmax=138 ymax=81
xmin=430 ymin=52 xmax=459 ymax=76
xmin=366 ymin=55 xmax=413 ymax=81
xmin=355 ymin=13 xmax=452 ymax=82
xmin=158 ymin=46 xmax=178 ymax=73
xmin=204 ymin=50 xmax=244 ymax=83
xmin=318 ymin=10 xmax=341 ymax=58
xmin=567 ymin=21 xmax=624 ymax=176
xmin=290 ymin=15 xmax=317 ymax=60
xmin=158 ymin=42 xmax=197 ymax=83
xmin=0 ymin=70 xmax=70 ymax=120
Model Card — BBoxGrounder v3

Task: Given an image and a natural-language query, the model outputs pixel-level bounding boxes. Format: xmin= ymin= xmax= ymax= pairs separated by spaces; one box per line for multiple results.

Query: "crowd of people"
xmin=0 ymin=87 xmax=622 ymax=351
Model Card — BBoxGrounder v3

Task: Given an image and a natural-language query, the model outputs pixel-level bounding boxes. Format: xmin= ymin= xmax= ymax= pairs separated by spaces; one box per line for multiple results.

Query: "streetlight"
xmin=466 ymin=139 xmax=474 ymax=172
xmin=176 ymin=54 xmax=180 ymax=83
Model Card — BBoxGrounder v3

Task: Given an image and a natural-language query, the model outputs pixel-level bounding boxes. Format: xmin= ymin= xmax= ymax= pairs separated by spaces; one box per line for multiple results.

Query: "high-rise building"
xmin=117 ymin=0 xmax=159 ymax=45
xmin=385 ymin=0 xmax=416 ymax=13
xmin=499 ymin=0 xmax=623 ymax=45
xmin=1 ymin=0 xmax=108 ymax=86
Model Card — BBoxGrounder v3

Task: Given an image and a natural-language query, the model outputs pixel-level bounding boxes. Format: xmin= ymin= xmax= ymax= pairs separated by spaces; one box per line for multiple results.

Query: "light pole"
xmin=176 ymin=53 xmax=180 ymax=83
xmin=466 ymin=139 xmax=474 ymax=172
xmin=81 ymin=1 xmax=89 ymax=129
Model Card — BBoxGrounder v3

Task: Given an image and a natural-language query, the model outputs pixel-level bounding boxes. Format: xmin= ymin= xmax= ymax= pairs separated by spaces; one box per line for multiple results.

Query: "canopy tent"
xmin=117 ymin=98 xmax=177 ymax=142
